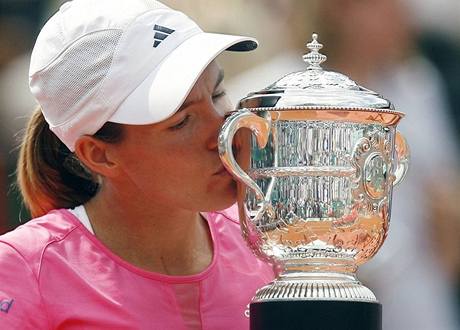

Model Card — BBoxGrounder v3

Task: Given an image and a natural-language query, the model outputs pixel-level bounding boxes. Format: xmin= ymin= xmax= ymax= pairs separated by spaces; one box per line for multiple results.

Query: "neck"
xmin=84 ymin=183 xmax=213 ymax=276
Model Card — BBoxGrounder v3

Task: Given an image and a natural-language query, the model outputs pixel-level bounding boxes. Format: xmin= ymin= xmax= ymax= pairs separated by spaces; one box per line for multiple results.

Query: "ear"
xmin=74 ymin=136 xmax=119 ymax=178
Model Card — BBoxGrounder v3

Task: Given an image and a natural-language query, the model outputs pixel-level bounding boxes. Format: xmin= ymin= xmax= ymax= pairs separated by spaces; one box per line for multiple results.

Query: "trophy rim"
xmin=229 ymin=106 xmax=404 ymax=126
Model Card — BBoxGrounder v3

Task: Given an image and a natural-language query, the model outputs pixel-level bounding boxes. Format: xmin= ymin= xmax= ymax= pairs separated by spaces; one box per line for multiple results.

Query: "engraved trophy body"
xmin=218 ymin=34 xmax=409 ymax=330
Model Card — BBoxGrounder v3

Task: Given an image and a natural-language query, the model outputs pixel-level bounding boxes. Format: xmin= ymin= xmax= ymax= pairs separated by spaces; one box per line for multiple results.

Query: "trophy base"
xmin=253 ymin=272 xmax=377 ymax=302
xmin=250 ymin=300 xmax=382 ymax=330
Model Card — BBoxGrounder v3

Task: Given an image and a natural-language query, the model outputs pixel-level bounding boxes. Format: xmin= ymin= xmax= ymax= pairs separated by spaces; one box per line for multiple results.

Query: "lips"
xmin=215 ymin=166 xmax=228 ymax=175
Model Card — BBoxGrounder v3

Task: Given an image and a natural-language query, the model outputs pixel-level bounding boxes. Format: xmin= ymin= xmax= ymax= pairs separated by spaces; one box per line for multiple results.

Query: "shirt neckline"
xmin=57 ymin=208 xmax=219 ymax=283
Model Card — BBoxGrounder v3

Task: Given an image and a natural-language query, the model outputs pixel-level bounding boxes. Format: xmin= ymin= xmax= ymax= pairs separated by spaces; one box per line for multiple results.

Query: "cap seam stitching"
xmin=32 ymin=7 xmax=177 ymax=74
xmin=80 ymin=9 xmax=179 ymax=129
xmin=105 ymin=28 xmax=204 ymax=121
xmin=30 ymin=28 xmax=124 ymax=75
xmin=46 ymin=30 xmax=201 ymax=132
xmin=94 ymin=8 xmax=201 ymax=112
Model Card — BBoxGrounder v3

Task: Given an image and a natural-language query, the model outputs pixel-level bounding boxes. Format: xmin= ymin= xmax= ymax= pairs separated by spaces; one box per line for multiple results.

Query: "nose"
xmin=205 ymin=102 xmax=227 ymax=151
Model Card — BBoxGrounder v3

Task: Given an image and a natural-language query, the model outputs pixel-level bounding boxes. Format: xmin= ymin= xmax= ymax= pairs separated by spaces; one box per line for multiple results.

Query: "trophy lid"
xmin=238 ymin=33 xmax=397 ymax=112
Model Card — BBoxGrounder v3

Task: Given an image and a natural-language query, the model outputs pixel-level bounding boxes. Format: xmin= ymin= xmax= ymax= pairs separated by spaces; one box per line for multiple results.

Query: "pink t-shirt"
xmin=0 ymin=206 xmax=274 ymax=329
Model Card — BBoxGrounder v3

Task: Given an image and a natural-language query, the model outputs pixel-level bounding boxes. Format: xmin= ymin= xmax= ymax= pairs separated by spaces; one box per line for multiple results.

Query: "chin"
xmin=203 ymin=184 xmax=237 ymax=212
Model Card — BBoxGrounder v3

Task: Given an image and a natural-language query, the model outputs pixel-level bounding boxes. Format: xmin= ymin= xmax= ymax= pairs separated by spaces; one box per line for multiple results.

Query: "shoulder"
xmin=0 ymin=209 xmax=80 ymax=275
xmin=0 ymin=240 xmax=51 ymax=328
xmin=0 ymin=212 xmax=75 ymax=329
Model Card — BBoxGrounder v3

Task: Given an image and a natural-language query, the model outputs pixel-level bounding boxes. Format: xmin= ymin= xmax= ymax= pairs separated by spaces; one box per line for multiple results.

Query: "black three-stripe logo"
xmin=153 ymin=24 xmax=175 ymax=48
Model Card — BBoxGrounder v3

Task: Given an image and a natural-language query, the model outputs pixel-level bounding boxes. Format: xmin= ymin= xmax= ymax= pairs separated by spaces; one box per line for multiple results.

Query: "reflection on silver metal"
xmin=250 ymin=166 xmax=356 ymax=179
xmin=303 ymin=33 xmax=327 ymax=70
xmin=256 ymin=277 xmax=376 ymax=302
xmin=238 ymin=34 xmax=397 ymax=110
xmin=218 ymin=33 xmax=409 ymax=303
xmin=393 ymin=132 xmax=410 ymax=186
xmin=219 ymin=110 xmax=271 ymax=202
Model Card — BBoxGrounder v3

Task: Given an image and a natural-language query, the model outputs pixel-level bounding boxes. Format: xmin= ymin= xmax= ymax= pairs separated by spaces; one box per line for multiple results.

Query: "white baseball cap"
xmin=29 ymin=0 xmax=258 ymax=151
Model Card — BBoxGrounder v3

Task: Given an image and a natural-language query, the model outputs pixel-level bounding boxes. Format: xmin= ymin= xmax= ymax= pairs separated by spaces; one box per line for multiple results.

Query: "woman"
xmin=0 ymin=0 xmax=274 ymax=329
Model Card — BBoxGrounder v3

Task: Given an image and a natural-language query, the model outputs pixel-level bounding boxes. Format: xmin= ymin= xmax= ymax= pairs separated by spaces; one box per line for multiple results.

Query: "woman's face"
xmin=108 ymin=61 xmax=236 ymax=212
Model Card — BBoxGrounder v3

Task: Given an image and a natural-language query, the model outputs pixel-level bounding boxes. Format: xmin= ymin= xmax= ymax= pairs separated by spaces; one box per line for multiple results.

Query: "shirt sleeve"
xmin=0 ymin=242 xmax=50 ymax=329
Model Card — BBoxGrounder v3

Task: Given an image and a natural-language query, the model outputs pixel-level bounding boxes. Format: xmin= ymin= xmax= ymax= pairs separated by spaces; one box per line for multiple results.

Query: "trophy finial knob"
xmin=303 ymin=33 xmax=327 ymax=70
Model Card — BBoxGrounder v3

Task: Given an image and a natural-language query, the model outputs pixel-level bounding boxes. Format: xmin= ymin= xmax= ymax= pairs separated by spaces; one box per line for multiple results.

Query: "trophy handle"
xmin=218 ymin=110 xmax=271 ymax=201
xmin=393 ymin=131 xmax=410 ymax=186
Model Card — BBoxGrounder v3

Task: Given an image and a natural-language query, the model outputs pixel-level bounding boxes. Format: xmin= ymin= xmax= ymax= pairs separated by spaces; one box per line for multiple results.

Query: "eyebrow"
xmin=177 ymin=69 xmax=225 ymax=112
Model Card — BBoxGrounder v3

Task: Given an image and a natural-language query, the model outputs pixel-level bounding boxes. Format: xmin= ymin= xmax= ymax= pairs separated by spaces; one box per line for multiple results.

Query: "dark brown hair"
xmin=17 ymin=107 xmax=124 ymax=218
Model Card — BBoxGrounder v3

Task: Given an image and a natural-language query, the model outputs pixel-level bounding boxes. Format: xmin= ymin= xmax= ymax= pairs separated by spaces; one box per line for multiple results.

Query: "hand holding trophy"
xmin=219 ymin=34 xmax=410 ymax=330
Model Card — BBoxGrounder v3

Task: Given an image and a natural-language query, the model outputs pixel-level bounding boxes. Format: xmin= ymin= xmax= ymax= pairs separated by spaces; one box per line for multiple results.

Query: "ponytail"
xmin=17 ymin=107 xmax=123 ymax=218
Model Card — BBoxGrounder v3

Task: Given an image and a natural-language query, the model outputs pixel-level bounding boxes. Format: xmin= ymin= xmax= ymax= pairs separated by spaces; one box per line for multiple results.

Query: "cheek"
xmin=122 ymin=145 xmax=205 ymax=190
xmin=113 ymin=131 xmax=235 ymax=209
xmin=119 ymin=150 xmax=236 ymax=211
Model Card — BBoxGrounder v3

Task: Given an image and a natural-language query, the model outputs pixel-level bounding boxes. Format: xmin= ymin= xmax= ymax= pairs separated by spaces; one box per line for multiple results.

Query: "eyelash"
xmin=212 ymin=91 xmax=226 ymax=100
xmin=170 ymin=114 xmax=190 ymax=130
xmin=169 ymin=91 xmax=226 ymax=130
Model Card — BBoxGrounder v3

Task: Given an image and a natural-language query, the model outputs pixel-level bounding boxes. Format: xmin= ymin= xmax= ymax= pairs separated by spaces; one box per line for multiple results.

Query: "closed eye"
xmin=212 ymin=91 xmax=226 ymax=101
xmin=169 ymin=114 xmax=190 ymax=130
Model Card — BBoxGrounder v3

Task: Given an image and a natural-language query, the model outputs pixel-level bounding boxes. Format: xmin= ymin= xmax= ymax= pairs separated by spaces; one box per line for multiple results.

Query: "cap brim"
xmin=109 ymin=32 xmax=257 ymax=125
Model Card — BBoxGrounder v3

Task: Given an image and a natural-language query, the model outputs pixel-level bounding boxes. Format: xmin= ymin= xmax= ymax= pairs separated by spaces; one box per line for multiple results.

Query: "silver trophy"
xmin=219 ymin=34 xmax=409 ymax=329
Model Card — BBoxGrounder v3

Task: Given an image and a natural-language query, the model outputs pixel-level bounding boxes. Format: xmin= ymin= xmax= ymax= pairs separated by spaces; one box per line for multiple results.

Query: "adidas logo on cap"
xmin=153 ymin=24 xmax=175 ymax=48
